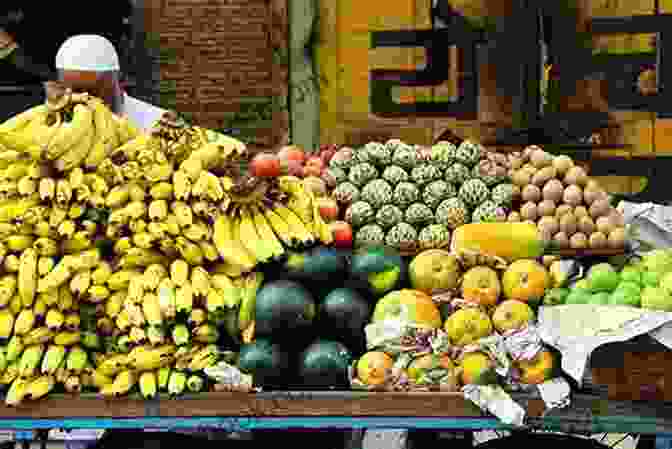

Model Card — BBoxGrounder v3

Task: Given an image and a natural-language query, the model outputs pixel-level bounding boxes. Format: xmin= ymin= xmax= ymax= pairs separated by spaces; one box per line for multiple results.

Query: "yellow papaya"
xmin=450 ymin=223 xmax=546 ymax=263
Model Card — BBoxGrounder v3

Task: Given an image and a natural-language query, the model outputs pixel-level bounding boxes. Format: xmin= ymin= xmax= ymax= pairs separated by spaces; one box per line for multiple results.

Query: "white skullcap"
xmin=56 ymin=35 xmax=120 ymax=71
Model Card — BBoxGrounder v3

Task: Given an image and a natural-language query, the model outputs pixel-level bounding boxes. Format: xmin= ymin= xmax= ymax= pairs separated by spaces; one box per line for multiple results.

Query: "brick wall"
xmin=142 ymin=0 xmax=288 ymax=147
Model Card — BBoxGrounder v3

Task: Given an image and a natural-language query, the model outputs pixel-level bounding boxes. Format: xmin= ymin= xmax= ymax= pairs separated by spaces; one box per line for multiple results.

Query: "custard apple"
xmin=382 ymin=165 xmax=409 ymax=184
xmin=354 ymin=146 xmax=374 ymax=164
xmin=392 ymin=144 xmax=419 ymax=170
xmin=490 ymin=183 xmax=516 ymax=206
xmin=361 ymin=179 xmax=393 ymax=209
xmin=423 ymin=180 xmax=457 ymax=209
xmin=471 ymin=200 xmax=506 ymax=223
xmin=405 ymin=203 xmax=434 ymax=226
xmin=363 ymin=141 xmax=392 ymax=166
xmin=376 ymin=204 xmax=404 ymax=229
xmin=350 ymin=201 xmax=375 ymax=227
xmin=458 ymin=179 xmax=489 ymax=207
xmin=385 ymin=222 xmax=418 ymax=251
xmin=444 ymin=162 xmax=471 ymax=185
xmin=455 ymin=140 xmax=483 ymax=167
xmin=356 ymin=224 xmax=386 ymax=247
xmin=435 ymin=197 xmax=469 ymax=229
xmin=411 ymin=164 xmax=442 ymax=186
xmin=384 ymin=138 xmax=406 ymax=153
xmin=348 ymin=162 xmax=378 ymax=187
xmin=430 ymin=141 xmax=457 ymax=169
xmin=472 ymin=163 xmax=504 ymax=186
xmin=326 ymin=167 xmax=347 ymax=184
xmin=329 ymin=147 xmax=356 ymax=170
xmin=418 ymin=224 xmax=451 ymax=250
xmin=333 ymin=182 xmax=360 ymax=204
xmin=392 ymin=182 xmax=420 ymax=209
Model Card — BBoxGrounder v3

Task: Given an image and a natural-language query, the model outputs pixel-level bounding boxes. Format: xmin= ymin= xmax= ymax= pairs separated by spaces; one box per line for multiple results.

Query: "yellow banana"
xmin=250 ymin=204 xmax=285 ymax=259
xmin=237 ymin=207 xmax=270 ymax=263
xmin=84 ymin=99 xmax=116 ymax=169
xmin=46 ymin=103 xmax=94 ymax=160
xmin=99 ymin=369 xmax=136 ymax=398
xmin=212 ymin=214 xmax=256 ymax=272
xmin=55 ymin=121 xmax=95 ymax=172
xmin=0 ymin=105 xmax=48 ymax=134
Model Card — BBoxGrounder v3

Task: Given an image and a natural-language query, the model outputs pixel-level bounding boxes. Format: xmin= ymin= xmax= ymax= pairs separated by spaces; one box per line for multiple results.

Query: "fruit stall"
xmin=1 ymin=86 xmax=672 ymax=448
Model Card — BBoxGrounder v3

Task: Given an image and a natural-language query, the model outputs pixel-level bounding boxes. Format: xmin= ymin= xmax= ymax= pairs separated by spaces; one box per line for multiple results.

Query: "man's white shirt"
xmin=121 ymin=93 xmax=167 ymax=132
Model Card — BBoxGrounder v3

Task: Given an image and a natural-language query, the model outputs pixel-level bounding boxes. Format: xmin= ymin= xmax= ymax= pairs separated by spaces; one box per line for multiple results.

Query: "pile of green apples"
xmin=543 ymin=249 xmax=672 ymax=311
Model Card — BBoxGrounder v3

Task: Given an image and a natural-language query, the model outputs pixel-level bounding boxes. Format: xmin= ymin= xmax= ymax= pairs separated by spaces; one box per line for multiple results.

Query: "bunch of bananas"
xmin=0 ymin=91 xmax=334 ymax=406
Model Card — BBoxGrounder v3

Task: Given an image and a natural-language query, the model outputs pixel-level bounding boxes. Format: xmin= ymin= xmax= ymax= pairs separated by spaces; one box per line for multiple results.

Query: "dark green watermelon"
xmin=281 ymin=246 xmax=348 ymax=281
xmin=238 ymin=339 xmax=290 ymax=388
xmin=298 ymin=339 xmax=352 ymax=389
xmin=318 ymin=288 xmax=370 ymax=342
xmin=348 ymin=246 xmax=406 ymax=297
xmin=255 ymin=280 xmax=316 ymax=338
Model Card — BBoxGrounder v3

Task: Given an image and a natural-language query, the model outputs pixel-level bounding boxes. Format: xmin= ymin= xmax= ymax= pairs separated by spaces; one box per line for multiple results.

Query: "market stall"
xmin=0 ymin=88 xmax=672 ymax=449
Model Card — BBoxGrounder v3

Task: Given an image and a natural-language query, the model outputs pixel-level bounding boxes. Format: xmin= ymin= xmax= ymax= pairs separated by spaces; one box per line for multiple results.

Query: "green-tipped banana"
xmin=171 ymin=323 xmax=190 ymax=346
xmin=168 ymin=370 xmax=187 ymax=397
xmin=65 ymin=345 xmax=88 ymax=374
xmin=81 ymin=331 xmax=102 ymax=351
xmin=6 ymin=335 xmax=24 ymax=362
xmin=186 ymin=374 xmax=204 ymax=392
xmin=139 ymin=371 xmax=157 ymax=399
xmin=0 ymin=360 xmax=18 ymax=384
xmin=157 ymin=367 xmax=171 ymax=391
xmin=220 ymin=308 xmax=240 ymax=344
xmin=41 ymin=344 xmax=67 ymax=375
xmin=238 ymin=271 xmax=263 ymax=332
xmin=192 ymin=323 xmax=219 ymax=344
xmin=5 ymin=377 xmax=30 ymax=406
xmin=115 ymin=335 xmax=131 ymax=353
xmin=0 ymin=347 xmax=7 ymax=372
xmin=25 ymin=375 xmax=55 ymax=400
xmin=147 ymin=326 xmax=166 ymax=346
xmin=18 ymin=343 xmax=44 ymax=378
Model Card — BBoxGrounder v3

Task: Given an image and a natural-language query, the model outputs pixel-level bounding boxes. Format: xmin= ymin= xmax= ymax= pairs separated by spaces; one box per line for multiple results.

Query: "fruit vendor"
xmin=0 ymin=2 xmax=133 ymax=122
xmin=54 ymin=34 xmax=167 ymax=132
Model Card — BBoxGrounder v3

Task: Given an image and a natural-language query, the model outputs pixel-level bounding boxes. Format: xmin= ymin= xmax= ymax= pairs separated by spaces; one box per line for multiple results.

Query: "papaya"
xmin=450 ymin=223 xmax=546 ymax=263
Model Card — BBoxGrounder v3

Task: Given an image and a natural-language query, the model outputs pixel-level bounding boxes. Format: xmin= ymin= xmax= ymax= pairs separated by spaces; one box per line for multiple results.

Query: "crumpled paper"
xmin=618 ymin=200 xmax=672 ymax=251
xmin=462 ymin=384 xmax=526 ymax=426
xmin=537 ymin=305 xmax=672 ymax=384
xmin=204 ymin=361 xmax=258 ymax=392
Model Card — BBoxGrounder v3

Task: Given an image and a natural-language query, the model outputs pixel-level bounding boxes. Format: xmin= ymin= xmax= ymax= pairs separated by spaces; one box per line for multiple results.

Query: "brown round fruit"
xmin=569 ymin=232 xmax=588 ymax=249
xmin=552 ymin=155 xmax=574 ymax=175
xmin=520 ymin=202 xmax=538 ymax=221
xmin=563 ymin=185 xmax=583 ymax=207
xmin=589 ymin=198 xmax=611 ymax=219
xmin=578 ymin=216 xmax=595 ymax=235
xmin=559 ymin=213 xmax=577 ymax=235
xmin=538 ymin=216 xmax=559 ymax=236
xmin=608 ymin=228 xmax=626 ymax=248
xmin=573 ymin=206 xmax=589 ymax=218
xmin=542 ymin=179 xmax=564 ymax=202
xmin=537 ymin=200 xmax=556 ymax=217
xmin=553 ymin=231 xmax=570 ymax=249
xmin=512 ymin=170 xmax=532 ymax=187
xmin=595 ymin=216 xmax=614 ymax=235
xmin=508 ymin=211 xmax=521 ymax=222
xmin=555 ymin=204 xmax=572 ymax=218
xmin=522 ymin=185 xmax=542 ymax=203
xmin=564 ymin=166 xmax=588 ymax=186
xmin=589 ymin=231 xmax=608 ymax=249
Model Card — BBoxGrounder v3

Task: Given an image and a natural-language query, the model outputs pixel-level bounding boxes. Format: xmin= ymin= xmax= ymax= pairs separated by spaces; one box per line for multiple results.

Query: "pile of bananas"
xmin=0 ymin=89 xmax=332 ymax=406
